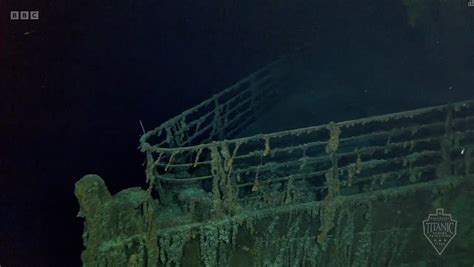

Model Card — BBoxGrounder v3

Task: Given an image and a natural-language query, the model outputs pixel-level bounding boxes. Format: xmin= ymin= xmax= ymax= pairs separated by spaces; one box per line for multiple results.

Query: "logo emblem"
xmin=422 ymin=208 xmax=457 ymax=255
xmin=10 ymin=11 xmax=39 ymax=20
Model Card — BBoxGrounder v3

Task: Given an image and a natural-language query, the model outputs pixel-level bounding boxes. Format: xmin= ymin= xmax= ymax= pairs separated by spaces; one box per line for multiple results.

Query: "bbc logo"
xmin=10 ymin=11 xmax=39 ymax=20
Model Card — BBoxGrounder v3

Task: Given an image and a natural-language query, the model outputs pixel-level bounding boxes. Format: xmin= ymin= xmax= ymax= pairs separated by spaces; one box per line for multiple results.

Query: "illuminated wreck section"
xmin=75 ymin=57 xmax=474 ymax=266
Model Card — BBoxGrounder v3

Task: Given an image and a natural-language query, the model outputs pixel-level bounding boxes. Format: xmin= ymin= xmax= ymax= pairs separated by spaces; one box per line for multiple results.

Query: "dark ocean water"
xmin=1 ymin=0 xmax=473 ymax=265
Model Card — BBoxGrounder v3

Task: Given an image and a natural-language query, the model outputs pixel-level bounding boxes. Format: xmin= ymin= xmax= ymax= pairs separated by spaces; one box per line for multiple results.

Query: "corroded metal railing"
xmin=78 ymin=49 xmax=474 ymax=266
xmin=80 ymin=52 xmax=474 ymax=265
xmin=139 ymin=56 xmax=294 ymax=150
xmin=141 ymin=93 xmax=474 ymax=214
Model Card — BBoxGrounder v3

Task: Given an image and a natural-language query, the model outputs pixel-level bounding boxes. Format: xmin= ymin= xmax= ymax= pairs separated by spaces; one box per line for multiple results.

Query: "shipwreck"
xmin=75 ymin=54 xmax=474 ymax=266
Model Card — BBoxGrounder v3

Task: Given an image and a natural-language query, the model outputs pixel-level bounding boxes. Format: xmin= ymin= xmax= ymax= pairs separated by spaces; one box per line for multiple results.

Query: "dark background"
xmin=0 ymin=0 xmax=469 ymax=265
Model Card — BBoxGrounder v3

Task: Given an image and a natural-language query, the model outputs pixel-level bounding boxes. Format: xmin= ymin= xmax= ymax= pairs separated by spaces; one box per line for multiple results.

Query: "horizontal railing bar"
xmin=150 ymin=122 xmax=445 ymax=168
xmin=236 ymin=151 xmax=440 ymax=188
xmin=238 ymin=165 xmax=447 ymax=203
xmin=155 ymin=114 xmax=472 ymax=153
xmin=231 ymin=137 xmax=444 ymax=176
xmin=152 ymin=129 xmax=474 ymax=177
xmin=142 ymin=100 xmax=474 ymax=153
xmin=154 ymin=148 xmax=440 ymax=184
xmin=229 ymin=120 xmax=448 ymax=162
xmin=239 ymin=163 xmax=444 ymax=205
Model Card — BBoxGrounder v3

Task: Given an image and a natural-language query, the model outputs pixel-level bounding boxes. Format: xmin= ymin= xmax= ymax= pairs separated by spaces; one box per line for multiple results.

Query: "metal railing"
xmin=139 ymin=58 xmax=474 ymax=216
xmin=142 ymin=99 xmax=474 ymax=211
xmin=139 ymin=56 xmax=295 ymax=150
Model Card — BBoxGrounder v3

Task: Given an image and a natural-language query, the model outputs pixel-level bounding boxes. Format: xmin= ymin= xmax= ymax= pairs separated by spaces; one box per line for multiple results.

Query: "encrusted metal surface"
xmin=78 ymin=56 xmax=474 ymax=266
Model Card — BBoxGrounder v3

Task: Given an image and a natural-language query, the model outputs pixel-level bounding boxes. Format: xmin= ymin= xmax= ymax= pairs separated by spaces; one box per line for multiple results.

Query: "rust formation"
xmin=77 ymin=55 xmax=474 ymax=266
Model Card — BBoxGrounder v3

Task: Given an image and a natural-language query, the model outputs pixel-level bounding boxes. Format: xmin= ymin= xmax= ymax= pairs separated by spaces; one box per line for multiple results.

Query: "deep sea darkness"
xmin=0 ymin=0 xmax=468 ymax=266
